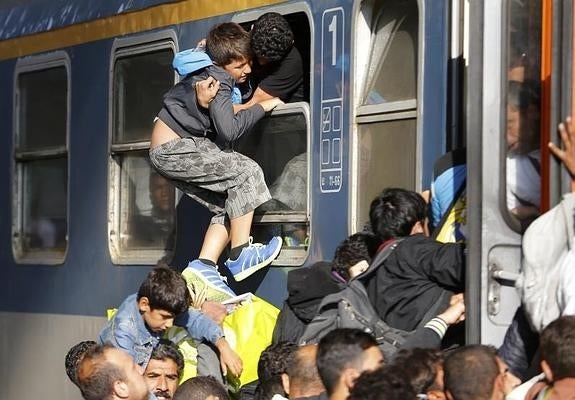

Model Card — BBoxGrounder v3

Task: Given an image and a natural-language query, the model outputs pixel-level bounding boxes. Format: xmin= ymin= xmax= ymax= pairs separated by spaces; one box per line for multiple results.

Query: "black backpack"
xmin=299 ymin=239 xmax=411 ymax=360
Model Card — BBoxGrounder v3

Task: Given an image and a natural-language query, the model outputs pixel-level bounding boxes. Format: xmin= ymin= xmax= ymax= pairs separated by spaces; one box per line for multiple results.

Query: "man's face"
xmin=106 ymin=348 xmax=150 ymax=400
xmin=144 ymin=358 xmax=180 ymax=400
xmin=223 ymin=57 xmax=251 ymax=83
xmin=496 ymin=357 xmax=520 ymax=396
xmin=149 ymin=175 xmax=174 ymax=214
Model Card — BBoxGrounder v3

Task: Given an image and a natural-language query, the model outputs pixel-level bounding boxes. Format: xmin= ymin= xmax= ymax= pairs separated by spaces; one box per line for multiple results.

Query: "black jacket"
xmin=363 ymin=234 xmax=466 ymax=331
xmin=157 ymin=65 xmax=265 ymax=146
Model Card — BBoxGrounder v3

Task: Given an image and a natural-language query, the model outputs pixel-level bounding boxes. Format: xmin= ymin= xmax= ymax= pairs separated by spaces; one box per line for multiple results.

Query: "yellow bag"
xmin=222 ymin=294 xmax=279 ymax=388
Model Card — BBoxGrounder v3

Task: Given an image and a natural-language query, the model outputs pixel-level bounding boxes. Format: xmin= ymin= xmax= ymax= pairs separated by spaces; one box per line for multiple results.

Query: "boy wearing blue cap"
xmin=150 ymin=23 xmax=283 ymax=301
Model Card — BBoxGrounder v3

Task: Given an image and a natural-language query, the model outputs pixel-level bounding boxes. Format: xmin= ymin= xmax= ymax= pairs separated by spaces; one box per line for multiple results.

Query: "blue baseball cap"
xmin=173 ymin=48 xmax=213 ymax=76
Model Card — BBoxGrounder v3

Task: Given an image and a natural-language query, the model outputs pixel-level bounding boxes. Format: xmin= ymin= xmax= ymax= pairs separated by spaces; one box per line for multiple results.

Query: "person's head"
xmin=539 ymin=315 xmax=575 ymax=382
xmin=77 ymin=344 xmax=149 ymax=400
xmin=205 ymin=22 xmax=252 ymax=83
xmin=392 ymin=348 xmax=445 ymax=400
xmin=257 ymin=341 xmax=297 ymax=393
xmin=347 ymin=365 xmax=416 ymax=400
xmin=444 ymin=345 xmax=512 ymax=400
xmin=284 ymin=344 xmax=325 ymax=398
xmin=144 ymin=340 xmax=184 ymax=400
xmin=65 ymin=340 xmax=97 ymax=387
xmin=369 ymin=188 xmax=427 ymax=241
xmin=173 ymin=376 xmax=229 ymax=400
xmin=250 ymin=12 xmax=294 ymax=65
xmin=316 ymin=328 xmax=383 ymax=397
xmin=331 ymin=233 xmax=380 ymax=281
xmin=137 ymin=266 xmax=191 ymax=333
xmin=506 ymin=80 xmax=540 ymax=154
xmin=149 ymin=172 xmax=175 ymax=215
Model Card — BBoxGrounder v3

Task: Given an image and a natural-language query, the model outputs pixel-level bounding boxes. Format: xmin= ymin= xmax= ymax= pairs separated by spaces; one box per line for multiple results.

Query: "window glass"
xmin=357 ymin=119 xmax=417 ymax=228
xmin=18 ymin=67 xmax=67 ymax=150
xmin=362 ymin=1 xmax=418 ymax=105
xmin=505 ymin=0 xmax=541 ymax=227
xmin=113 ymin=49 xmax=173 ymax=143
xmin=117 ymin=152 xmax=175 ymax=252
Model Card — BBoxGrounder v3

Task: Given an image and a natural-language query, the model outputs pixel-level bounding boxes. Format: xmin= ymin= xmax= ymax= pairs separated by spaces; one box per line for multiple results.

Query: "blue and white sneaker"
xmin=225 ymin=236 xmax=282 ymax=281
xmin=182 ymin=259 xmax=236 ymax=303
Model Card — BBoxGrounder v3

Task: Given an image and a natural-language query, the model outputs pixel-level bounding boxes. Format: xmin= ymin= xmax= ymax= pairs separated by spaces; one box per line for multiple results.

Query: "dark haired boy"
xmin=150 ymin=22 xmax=284 ymax=301
xmin=331 ymin=232 xmax=380 ymax=283
xmin=364 ymin=188 xmax=466 ymax=332
xmin=99 ymin=267 xmax=242 ymax=377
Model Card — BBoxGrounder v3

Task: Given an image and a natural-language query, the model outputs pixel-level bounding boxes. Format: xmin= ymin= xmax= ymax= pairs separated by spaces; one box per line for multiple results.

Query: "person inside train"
xmin=144 ymin=340 xmax=184 ymax=400
xmin=98 ymin=266 xmax=242 ymax=378
xmin=77 ymin=343 xmax=153 ymax=400
xmin=363 ymin=188 xmax=466 ymax=342
xmin=150 ymin=22 xmax=284 ymax=302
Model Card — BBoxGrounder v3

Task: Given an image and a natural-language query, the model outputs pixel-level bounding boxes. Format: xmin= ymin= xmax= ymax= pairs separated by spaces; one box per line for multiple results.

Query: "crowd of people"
xmin=63 ymin=10 xmax=575 ymax=400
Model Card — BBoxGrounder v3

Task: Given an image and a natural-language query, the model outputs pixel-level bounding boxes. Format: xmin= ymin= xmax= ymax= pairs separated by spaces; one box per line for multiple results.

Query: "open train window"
xmin=233 ymin=7 xmax=312 ymax=266
xmin=13 ymin=54 xmax=70 ymax=264
xmin=109 ymin=38 xmax=176 ymax=264
xmin=353 ymin=0 xmax=419 ymax=230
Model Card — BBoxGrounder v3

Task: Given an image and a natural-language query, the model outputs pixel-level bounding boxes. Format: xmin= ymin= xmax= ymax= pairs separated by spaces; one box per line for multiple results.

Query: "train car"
xmin=0 ymin=0 xmax=573 ymax=398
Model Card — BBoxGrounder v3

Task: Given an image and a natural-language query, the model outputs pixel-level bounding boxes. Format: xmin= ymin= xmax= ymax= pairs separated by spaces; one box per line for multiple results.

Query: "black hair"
xmin=251 ymin=12 xmax=294 ymax=63
xmin=444 ymin=345 xmax=500 ymax=400
xmin=369 ymin=188 xmax=427 ymax=241
xmin=540 ymin=315 xmax=575 ymax=380
xmin=348 ymin=365 xmax=416 ymax=400
xmin=316 ymin=328 xmax=380 ymax=395
xmin=173 ymin=376 xmax=230 ymax=400
xmin=77 ymin=344 xmax=125 ymax=400
xmin=206 ymin=22 xmax=252 ymax=66
xmin=150 ymin=339 xmax=185 ymax=377
xmin=137 ymin=266 xmax=191 ymax=315
xmin=392 ymin=348 xmax=444 ymax=394
xmin=257 ymin=341 xmax=297 ymax=383
xmin=65 ymin=340 xmax=97 ymax=387
xmin=331 ymin=233 xmax=380 ymax=281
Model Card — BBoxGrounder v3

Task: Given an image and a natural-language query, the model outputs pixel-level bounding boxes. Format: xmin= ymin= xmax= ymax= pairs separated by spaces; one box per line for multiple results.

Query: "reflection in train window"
xmin=504 ymin=0 xmax=541 ymax=230
xmin=13 ymin=64 xmax=68 ymax=263
xmin=109 ymin=46 xmax=176 ymax=264
xmin=354 ymin=0 xmax=419 ymax=230
xmin=236 ymin=105 xmax=309 ymax=266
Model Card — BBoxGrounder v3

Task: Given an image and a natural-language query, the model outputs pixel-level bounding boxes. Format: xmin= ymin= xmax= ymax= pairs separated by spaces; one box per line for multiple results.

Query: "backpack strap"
xmin=354 ymin=238 xmax=405 ymax=281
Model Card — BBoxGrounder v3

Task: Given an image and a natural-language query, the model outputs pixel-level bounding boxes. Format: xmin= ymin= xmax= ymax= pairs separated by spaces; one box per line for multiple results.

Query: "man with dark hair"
xmin=444 ymin=345 xmax=518 ymax=400
xmin=65 ymin=340 xmax=97 ymax=387
xmin=347 ymin=365 xmax=416 ymax=400
xmin=283 ymin=345 xmax=326 ymax=400
xmin=316 ymin=329 xmax=383 ymax=400
xmin=524 ymin=316 xmax=575 ymax=399
xmin=331 ymin=233 xmax=380 ymax=282
xmin=144 ymin=340 xmax=184 ymax=400
xmin=392 ymin=348 xmax=446 ymax=400
xmin=364 ymin=188 xmax=466 ymax=333
xmin=77 ymin=344 xmax=151 ymax=400
xmin=253 ymin=341 xmax=297 ymax=400
xmin=173 ymin=376 xmax=229 ymax=400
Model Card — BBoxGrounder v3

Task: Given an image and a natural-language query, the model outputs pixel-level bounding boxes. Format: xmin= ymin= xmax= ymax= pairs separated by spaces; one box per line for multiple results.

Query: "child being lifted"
xmin=149 ymin=22 xmax=283 ymax=300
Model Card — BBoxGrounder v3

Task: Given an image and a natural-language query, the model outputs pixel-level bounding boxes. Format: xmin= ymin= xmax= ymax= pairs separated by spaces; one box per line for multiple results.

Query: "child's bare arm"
xmin=215 ymin=337 xmax=243 ymax=377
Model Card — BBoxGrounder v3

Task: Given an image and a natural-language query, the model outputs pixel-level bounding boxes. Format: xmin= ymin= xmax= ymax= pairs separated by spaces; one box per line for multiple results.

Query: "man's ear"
xmin=410 ymin=220 xmax=425 ymax=235
xmin=138 ymin=297 xmax=150 ymax=313
xmin=342 ymin=368 xmax=360 ymax=390
xmin=445 ymin=390 xmax=454 ymax=400
xmin=427 ymin=389 xmax=447 ymax=400
xmin=281 ymin=372 xmax=290 ymax=395
xmin=113 ymin=380 xmax=130 ymax=399
xmin=541 ymin=360 xmax=554 ymax=382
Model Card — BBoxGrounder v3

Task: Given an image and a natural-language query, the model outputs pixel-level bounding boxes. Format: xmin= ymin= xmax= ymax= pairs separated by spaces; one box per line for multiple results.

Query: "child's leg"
xmin=229 ymin=211 xmax=253 ymax=248
xmin=198 ymin=222 xmax=230 ymax=264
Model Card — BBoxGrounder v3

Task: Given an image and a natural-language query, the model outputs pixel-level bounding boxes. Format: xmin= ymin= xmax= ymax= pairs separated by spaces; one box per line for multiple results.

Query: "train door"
xmin=467 ymin=0 xmax=573 ymax=345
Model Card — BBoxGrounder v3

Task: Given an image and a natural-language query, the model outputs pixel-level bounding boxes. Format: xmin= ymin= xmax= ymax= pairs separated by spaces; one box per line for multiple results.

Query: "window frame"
xmin=12 ymin=51 xmax=71 ymax=265
xmin=350 ymin=0 xmax=423 ymax=232
xmin=108 ymin=31 xmax=178 ymax=265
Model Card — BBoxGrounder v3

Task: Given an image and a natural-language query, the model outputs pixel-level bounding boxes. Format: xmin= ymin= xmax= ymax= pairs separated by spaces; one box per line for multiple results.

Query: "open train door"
xmin=466 ymin=0 xmax=573 ymax=346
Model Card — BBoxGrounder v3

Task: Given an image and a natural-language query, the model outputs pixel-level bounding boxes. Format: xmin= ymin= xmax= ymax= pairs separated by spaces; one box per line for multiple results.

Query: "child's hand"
xmin=259 ymin=97 xmax=284 ymax=112
xmin=196 ymin=77 xmax=220 ymax=109
xmin=215 ymin=337 xmax=243 ymax=377
xmin=549 ymin=117 xmax=575 ymax=179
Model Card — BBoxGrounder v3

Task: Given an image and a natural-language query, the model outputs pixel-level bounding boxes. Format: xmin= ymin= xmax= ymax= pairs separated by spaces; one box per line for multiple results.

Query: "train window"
xmin=236 ymin=103 xmax=310 ymax=266
xmin=354 ymin=0 xmax=419 ymax=230
xmin=109 ymin=46 xmax=176 ymax=264
xmin=503 ymin=0 xmax=542 ymax=230
xmin=13 ymin=60 xmax=69 ymax=263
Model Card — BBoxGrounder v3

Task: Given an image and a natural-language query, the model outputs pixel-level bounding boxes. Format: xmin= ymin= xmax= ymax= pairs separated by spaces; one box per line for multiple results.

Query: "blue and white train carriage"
xmin=0 ymin=0 xmax=573 ymax=398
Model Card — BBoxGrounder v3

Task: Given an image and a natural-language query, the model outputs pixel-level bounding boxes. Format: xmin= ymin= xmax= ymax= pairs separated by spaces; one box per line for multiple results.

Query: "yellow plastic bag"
xmin=222 ymin=294 xmax=279 ymax=387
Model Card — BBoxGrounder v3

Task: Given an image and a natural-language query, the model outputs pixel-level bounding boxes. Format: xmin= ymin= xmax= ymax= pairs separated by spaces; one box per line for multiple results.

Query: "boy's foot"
xmin=225 ymin=236 xmax=282 ymax=281
xmin=182 ymin=260 xmax=236 ymax=303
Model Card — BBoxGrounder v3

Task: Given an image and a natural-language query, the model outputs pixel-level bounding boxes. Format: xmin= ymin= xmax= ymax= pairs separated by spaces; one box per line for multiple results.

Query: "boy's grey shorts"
xmin=149 ymin=137 xmax=271 ymax=225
